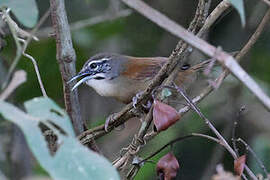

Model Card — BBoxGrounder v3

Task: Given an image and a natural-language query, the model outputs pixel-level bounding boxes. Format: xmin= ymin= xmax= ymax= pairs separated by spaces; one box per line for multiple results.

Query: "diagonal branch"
xmin=49 ymin=0 xmax=85 ymax=135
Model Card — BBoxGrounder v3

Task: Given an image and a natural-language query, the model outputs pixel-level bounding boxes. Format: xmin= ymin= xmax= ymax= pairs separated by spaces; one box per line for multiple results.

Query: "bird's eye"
xmin=181 ymin=64 xmax=190 ymax=70
xmin=90 ymin=63 xmax=98 ymax=69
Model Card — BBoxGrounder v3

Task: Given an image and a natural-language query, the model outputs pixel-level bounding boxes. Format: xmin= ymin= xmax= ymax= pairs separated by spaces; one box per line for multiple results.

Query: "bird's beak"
xmin=68 ymin=71 xmax=95 ymax=91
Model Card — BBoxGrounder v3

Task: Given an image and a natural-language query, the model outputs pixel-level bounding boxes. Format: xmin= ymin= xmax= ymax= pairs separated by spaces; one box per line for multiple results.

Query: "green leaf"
xmin=0 ymin=98 xmax=120 ymax=180
xmin=24 ymin=97 xmax=75 ymax=137
xmin=0 ymin=0 xmax=38 ymax=27
xmin=228 ymin=0 xmax=246 ymax=26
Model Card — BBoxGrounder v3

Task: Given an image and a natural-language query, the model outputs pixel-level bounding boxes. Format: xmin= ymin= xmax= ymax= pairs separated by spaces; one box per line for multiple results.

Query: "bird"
xmin=68 ymin=53 xmax=210 ymax=104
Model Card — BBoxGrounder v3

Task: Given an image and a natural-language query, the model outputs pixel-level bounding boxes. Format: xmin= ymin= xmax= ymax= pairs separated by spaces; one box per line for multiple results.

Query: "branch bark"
xmin=49 ymin=0 xmax=85 ymax=135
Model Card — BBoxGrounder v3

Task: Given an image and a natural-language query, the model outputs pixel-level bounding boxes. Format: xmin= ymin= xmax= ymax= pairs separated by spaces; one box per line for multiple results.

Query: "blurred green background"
xmin=1 ymin=0 xmax=270 ymax=179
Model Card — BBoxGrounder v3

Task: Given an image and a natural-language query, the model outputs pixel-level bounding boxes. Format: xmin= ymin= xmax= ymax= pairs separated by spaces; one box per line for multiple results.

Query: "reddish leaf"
xmin=156 ymin=152 xmax=180 ymax=180
xmin=153 ymin=100 xmax=180 ymax=132
xmin=234 ymin=155 xmax=246 ymax=176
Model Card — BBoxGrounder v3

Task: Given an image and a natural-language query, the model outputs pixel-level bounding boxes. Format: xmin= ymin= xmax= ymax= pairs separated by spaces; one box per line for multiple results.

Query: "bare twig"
xmin=197 ymin=0 xmax=231 ymax=37
xmin=0 ymin=70 xmax=26 ymax=100
xmin=20 ymin=10 xmax=51 ymax=98
xmin=0 ymin=9 xmax=50 ymax=96
xmin=175 ymin=86 xmax=257 ymax=180
xmin=237 ymin=138 xmax=269 ymax=177
xmin=113 ymin=107 xmax=154 ymax=170
xmin=121 ymin=0 xmax=270 ymax=111
xmin=137 ymin=133 xmax=220 ymax=165
xmin=232 ymin=106 xmax=246 ymax=158
xmin=37 ymin=9 xmax=132 ymax=38
xmin=1 ymin=8 xmax=23 ymax=90
xmin=22 ymin=52 xmax=48 ymax=97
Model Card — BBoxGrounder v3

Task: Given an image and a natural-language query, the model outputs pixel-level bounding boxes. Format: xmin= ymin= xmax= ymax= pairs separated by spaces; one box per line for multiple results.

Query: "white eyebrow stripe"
xmin=88 ymin=58 xmax=110 ymax=66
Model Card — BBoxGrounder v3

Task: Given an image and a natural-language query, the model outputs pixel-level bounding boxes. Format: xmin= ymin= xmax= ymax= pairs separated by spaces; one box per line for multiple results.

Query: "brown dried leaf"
xmin=156 ymin=152 xmax=180 ymax=180
xmin=153 ymin=100 xmax=180 ymax=132
xmin=234 ymin=155 xmax=246 ymax=176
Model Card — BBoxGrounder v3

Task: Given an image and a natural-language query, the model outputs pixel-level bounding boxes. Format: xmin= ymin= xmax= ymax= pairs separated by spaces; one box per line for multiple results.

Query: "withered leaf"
xmin=153 ymin=100 xmax=180 ymax=132
xmin=234 ymin=155 xmax=246 ymax=176
xmin=156 ymin=152 xmax=180 ymax=180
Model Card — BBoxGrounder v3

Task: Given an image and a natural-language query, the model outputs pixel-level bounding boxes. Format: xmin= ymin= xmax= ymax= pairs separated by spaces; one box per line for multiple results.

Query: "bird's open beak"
xmin=68 ymin=71 xmax=95 ymax=91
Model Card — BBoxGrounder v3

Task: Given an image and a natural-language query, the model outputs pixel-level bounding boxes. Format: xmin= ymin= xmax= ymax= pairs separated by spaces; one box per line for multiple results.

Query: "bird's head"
xmin=68 ymin=53 xmax=125 ymax=91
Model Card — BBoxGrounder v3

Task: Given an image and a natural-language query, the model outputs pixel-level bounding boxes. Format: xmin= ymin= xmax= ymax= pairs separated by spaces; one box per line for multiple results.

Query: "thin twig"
xmin=37 ymin=9 xmax=132 ymax=38
xmin=138 ymin=133 xmax=220 ymax=165
xmin=113 ymin=107 xmax=154 ymax=170
xmin=175 ymin=86 xmax=257 ymax=180
xmin=1 ymin=8 xmax=23 ymax=90
xmin=22 ymin=52 xmax=48 ymax=97
xmin=197 ymin=0 xmax=231 ymax=37
xmin=237 ymin=138 xmax=269 ymax=177
xmin=0 ymin=9 xmax=50 ymax=96
xmin=232 ymin=107 xmax=245 ymax=158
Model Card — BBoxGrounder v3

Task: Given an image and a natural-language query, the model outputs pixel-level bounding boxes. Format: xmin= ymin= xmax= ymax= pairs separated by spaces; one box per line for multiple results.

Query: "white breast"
xmin=85 ymin=77 xmax=148 ymax=103
xmin=86 ymin=79 xmax=118 ymax=97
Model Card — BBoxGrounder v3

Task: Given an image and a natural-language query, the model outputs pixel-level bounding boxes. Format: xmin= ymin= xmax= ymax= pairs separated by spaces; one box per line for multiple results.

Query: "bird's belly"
xmin=86 ymin=78 xmax=147 ymax=103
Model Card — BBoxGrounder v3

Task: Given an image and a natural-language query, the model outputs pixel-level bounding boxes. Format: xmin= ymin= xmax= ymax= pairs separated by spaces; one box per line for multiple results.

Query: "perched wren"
xmin=69 ymin=53 xmax=210 ymax=104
